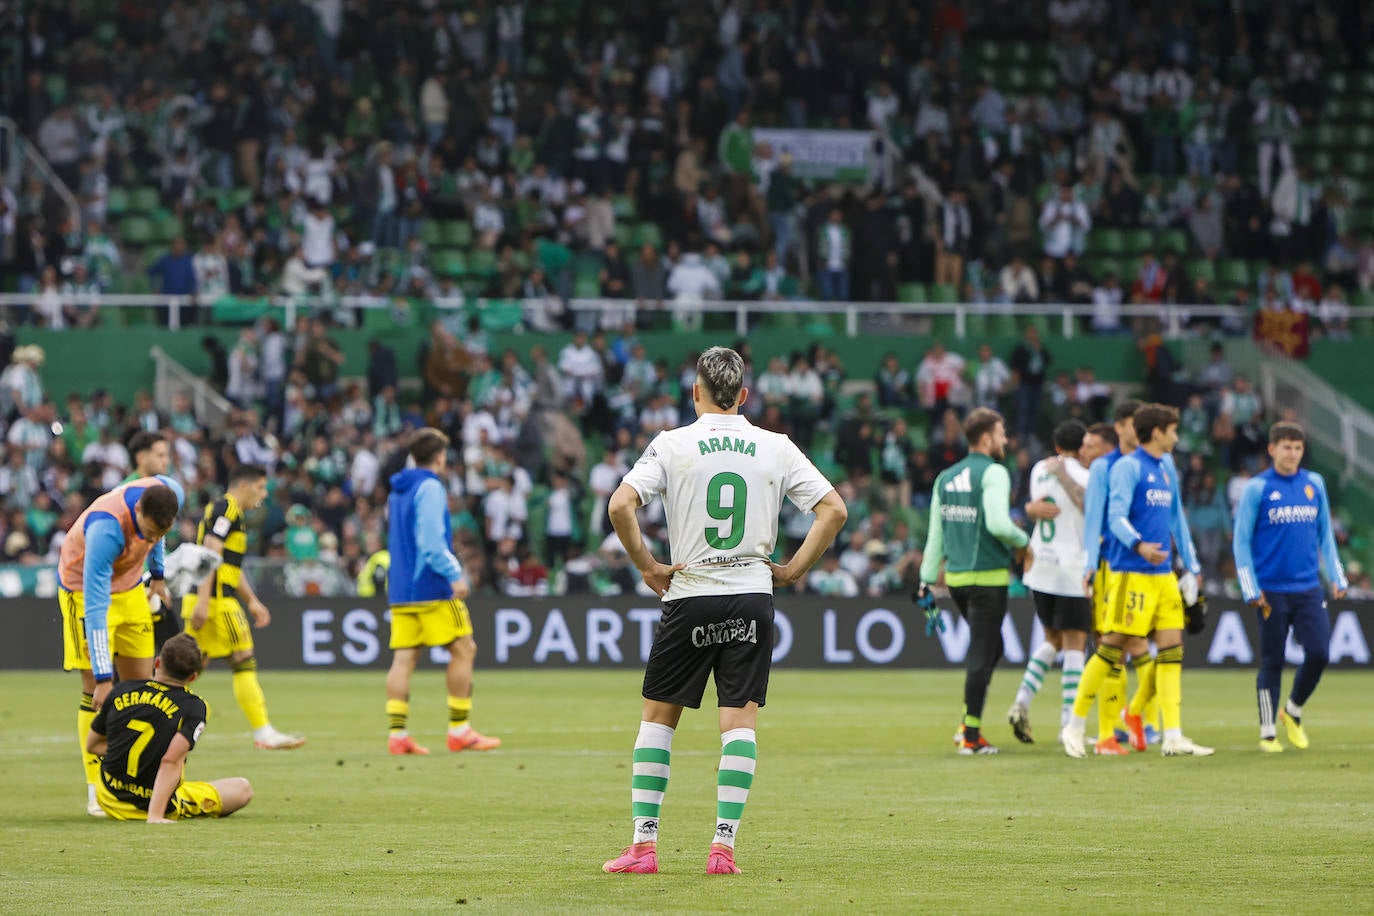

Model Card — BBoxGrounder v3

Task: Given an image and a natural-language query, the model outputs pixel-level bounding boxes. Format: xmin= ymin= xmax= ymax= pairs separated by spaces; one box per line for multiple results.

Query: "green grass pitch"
xmin=1 ymin=668 xmax=1372 ymax=913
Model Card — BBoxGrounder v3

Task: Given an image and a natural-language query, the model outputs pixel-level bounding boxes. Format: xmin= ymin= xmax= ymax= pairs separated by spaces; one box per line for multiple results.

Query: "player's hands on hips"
xmin=641 ymin=562 xmax=683 ymax=598
xmin=190 ymin=599 xmax=210 ymax=631
xmin=148 ymin=579 xmax=171 ymax=606
xmin=248 ymin=600 xmax=271 ymax=628
xmin=769 ymin=562 xmax=800 ymax=588
xmin=92 ymin=680 xmax=113 ymax=712
xmin=451 ymin=579 xmax=470 ymax=601
xmin=1135 ymin=541 xmax=1168 ymax=565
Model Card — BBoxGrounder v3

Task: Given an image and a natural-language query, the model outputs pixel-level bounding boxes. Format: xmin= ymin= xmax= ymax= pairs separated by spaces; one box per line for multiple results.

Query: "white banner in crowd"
xmin=752 ymin=128 xmax=873 ymax=182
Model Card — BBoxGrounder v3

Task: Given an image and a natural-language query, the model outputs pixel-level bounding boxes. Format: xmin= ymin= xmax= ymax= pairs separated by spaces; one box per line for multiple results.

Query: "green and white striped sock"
xmin=1061 ymin=649 xmax=1085 ymax=729
xmin=631 ymin=722 xmax=673 ymax=845
xmin=1015 ymin=642 xmax=1058 ymax=709
xmin=714 ymin=728 xmax=757 ymax=849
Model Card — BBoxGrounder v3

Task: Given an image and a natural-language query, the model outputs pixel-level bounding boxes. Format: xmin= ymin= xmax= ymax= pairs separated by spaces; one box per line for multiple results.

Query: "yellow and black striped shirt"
xmin=197 ymin=494 xmax=246 ymax=598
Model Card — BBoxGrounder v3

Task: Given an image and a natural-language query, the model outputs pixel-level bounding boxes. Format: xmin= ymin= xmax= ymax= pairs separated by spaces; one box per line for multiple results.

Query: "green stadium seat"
xmin=1313 ymin=123 xmax=1342 ymax=148
xmin=1187 ymin=259 xmax=1216 ymax=282
xmin=1310 ymin=151 xmax=1334 ymax=174
xmin=1350 ymin=125 xmax=1374 ymax=150
xmin=106 ymin=187 xmax=130 ymax=218
xmin=1347 ymin=152 xmax=1374 ymax=176
xmin=466 ymin=249 xmax=497 ymax=276
xmin=431 ymin=250 xmax=466 ymax=278
xmin=419 ymin=222 xmax=443 ymax=247
xmin=927 ymin=284 xmax=958 ymax=304
xmin=1323 ymin=98 xmax=1351 ymax=122
xmin=1326 ymin=71 xmax=1350 ymax=96
xmin=964 ymin=313 xmax=989 ymax=338
xmin=931 ymin=315 xmax=958 ymax=339
xmin=1087 ymin=228 xmax=1126 ymax=256
xmin=130 ymin=187 xmax=160 ymax=213
xmin=991 ymin=314 xmax=1020 ymax=336
xmin=897 ymin=282 xmax=927 ymax=303
xmin=1156 ymin=228 xmax=1188 ymax=255
xmin=1032 ymin=67 xmax=1058 ymax=94
xmin=1355 ymin=98 xmax=1374 ymax=122
xmin=151 ymin=214 xmax=183 ymax=244
xmin=573 ymin=276 xmax=601 ymax=298
xmin=477 ymin=299 xmax=526 ymax=332
xmin=634 ymin=222 xmax=663 ymax=250
xmin=1122 ymin=228 xmax=1155 ymax=254
xmin=1000 ymin=66 xmax=1029 ymax=93
xmin=613 ymin=223 xmax=636 ymax=248
xmin=1217 ymin=259 xmax=1251 ymax=288
xmin=120 ymin=216 xmax=154 ymax=246
xmin=1008 ymin=41 xmax=1034 ymax=64
xmin=611 ymin=195 xmax=637 ymax=220
xmin=442 ymin=221 xmax=473 ymax=248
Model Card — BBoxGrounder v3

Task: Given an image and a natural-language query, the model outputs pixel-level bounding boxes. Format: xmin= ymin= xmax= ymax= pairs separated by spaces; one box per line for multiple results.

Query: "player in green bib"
xmin=916 ymin=408 xmax=1030 ymax=755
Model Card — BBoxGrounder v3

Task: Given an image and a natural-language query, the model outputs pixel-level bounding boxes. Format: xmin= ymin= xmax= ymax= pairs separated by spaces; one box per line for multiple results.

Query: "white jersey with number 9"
xmin=619 ymin=413 xmax=834 ymax=601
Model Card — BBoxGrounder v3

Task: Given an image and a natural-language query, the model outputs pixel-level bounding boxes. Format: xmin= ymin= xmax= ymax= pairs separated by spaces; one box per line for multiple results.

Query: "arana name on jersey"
xmin=697 ymin=436 xmax=757 ymax=457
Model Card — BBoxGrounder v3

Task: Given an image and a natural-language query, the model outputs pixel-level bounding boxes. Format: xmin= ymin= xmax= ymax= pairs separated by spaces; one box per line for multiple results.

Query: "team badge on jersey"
xmin=1305 ymin=484 xmax=1315 ymax=501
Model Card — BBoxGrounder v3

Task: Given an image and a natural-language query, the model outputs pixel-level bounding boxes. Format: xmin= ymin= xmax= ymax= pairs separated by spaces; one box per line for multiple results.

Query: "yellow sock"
xmin=1129 ymin=656 xmax=1157 ymax=717
xmin=1071 ymin=645 xmax=1121 ymax=720
xmin=1098 ymin=664 xmax=1127 ymax=741
xmin=231 ymin=658 xmax=270 ymax=730
xmin=78 ymin=693 xmax=100 ymax=787
xmin=447 ymin=695 xmax=472 ymax=732
xmin=386 ymin=699 xmax=409 ymax=735
xmin=1155 ymin=645 xmax=1183 ymax=732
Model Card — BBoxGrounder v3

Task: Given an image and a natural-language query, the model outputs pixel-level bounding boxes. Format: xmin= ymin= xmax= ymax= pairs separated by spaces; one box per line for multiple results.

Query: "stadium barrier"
xmin=5 ymin=596 xmax=1370 ymax=671
xmin=0 ymin=292 xmax=1282 ymax=338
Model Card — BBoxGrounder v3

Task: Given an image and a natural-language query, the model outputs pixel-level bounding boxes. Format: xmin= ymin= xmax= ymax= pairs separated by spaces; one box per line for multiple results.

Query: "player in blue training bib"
xmin=1233 ymin=422 xmax=1348 ymax=752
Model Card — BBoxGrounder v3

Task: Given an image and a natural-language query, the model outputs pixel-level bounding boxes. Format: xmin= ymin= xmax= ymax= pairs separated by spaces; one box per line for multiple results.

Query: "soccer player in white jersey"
xmin=1007 ymin=420 xmax=1101 ymax=744
xmin=602 ymin=346 xmax=847 ymax=876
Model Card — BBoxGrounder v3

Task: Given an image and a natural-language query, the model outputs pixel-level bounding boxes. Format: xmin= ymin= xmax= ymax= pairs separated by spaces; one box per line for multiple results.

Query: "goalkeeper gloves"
xmin=1184 ymin=594 xmax=1208 ymax=635
xmin=913 ymin=582 xmax=945 ymax=636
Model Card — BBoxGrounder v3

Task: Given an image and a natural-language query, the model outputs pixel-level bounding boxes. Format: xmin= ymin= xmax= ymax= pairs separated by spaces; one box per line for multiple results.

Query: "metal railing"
xmin=1255 ymin=355 xmax=1374 ymax=486
xmin=149 ymin=345 xmax=234 ymax=434
xmin=0 ymin=292 xmax=1306 ymax=339
xmin=0 ymin=116 xmax=82 ymax=235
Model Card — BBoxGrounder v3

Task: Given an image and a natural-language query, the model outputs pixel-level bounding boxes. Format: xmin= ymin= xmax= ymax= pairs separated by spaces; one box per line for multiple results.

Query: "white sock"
xmin=1258 ymin=690 xmax=1277 ymax=739
xmin=715 ymin=728 xmax=757 ymax=850
xmin=253 ymin=725 xmax=275 ymax=741
xmin=1061 ymin=649 xmax=1085 ymax=729
xmin=87 ymin=784 xmax=98 ymax=804
xmin=1015 ymin=642 xmax=1059 ymax=709
xmin=632 ymin=721 xmax=674 ymax=845
xmin=1165 ymin=727 xmax=1182 ymax=741
xmin=1286 ymin=699 xmax=1303 ymax=721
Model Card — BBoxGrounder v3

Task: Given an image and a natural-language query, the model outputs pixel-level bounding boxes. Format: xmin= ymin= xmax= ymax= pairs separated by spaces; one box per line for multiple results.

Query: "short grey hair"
xmin=696 ymin=346 xmax=745 ymax=410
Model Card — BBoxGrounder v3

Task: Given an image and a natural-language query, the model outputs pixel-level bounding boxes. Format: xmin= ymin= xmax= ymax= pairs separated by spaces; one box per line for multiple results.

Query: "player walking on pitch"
xmin=183 ymin=464 xmax=305 ymax=749
xmin=1063 ymin=404 xmax=1211 ymax=758
xmin=385 ymin=428 xmax=500 ymax=755
xmin=86 ymin=633 xmax=253 ymax=822
xmin=1008 ymin=420 xmax=1098 ymax=743
xmin=602 ymin=346 xmax=846 ymax=876
xmin=1232 ymin=422 xmax=1347 ymax=751
xmin=916 ymin=407 xmax=1030 ymax=756
xmin=59 ymin=475 xmax=182 ymax=816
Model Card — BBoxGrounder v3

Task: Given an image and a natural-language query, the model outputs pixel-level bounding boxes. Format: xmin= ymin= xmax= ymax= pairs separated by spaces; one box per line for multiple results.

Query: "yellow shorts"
xmin=389 ymin=599 xmax=472 ymax=650
xmin=1105 ymin=571 xmax=1185 ymax=637
xmin=1092 ymin=563 xmax=1113 ymax=633
xmin=60 ymin=587 xmax=154 ymax=671
xmin=182 ymin=596 xmax=254 ymax=659
xmin=96 ymin=777 xmax=223 ymax=821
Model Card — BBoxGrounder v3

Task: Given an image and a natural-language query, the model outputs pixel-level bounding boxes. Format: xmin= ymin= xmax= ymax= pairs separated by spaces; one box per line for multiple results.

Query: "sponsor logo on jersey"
xmin=1267 ymin=505 xmax=1319 ymax=525
xmin=940 ymin=504 xmax=979 ymax=523
xmin=691 ymin=617 xmax=759 ymax=648
xmin=1145 ymin=488 xmax=1172 ymax=507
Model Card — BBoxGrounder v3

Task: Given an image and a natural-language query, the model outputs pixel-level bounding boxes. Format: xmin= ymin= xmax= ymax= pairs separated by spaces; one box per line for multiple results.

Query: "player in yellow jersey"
xmin=87 ymin=633 xmax=253 ymax=822
xmin=181 ymin=464 xmax=305 ymax=750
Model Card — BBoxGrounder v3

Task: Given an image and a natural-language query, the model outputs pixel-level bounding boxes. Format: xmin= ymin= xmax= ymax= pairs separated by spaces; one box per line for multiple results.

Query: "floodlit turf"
xmin=2 ymin=668 xmax=1372 ymax=913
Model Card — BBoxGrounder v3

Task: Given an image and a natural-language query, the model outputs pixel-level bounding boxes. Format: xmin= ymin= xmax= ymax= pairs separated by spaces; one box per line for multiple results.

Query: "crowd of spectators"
xmin=3 ymin=0 xmax=1374 ymax=335
xmin=5 ymin=307 xmax=1372 ymax=600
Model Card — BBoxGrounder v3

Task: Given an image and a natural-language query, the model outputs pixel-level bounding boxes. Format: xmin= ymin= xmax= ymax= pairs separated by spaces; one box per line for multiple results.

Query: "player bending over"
xmin=1233 ymin=421 xmax=1347 ymax=751
xmin=603 ymin=346 xmax=846 ymax=875
xmin=60 ymin=475 xmax=183 ymax=816
xmin=87 ymin=633 xmax=252 ymax=822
